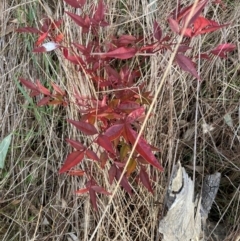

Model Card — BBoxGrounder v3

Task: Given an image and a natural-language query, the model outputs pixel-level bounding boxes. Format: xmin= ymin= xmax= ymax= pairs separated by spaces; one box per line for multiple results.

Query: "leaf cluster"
xmin=16 ymin=0 xmax=235 ymax=210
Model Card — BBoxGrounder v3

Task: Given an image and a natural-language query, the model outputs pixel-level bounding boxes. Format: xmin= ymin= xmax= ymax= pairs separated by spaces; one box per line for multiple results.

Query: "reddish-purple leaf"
xmin=125 ymin=125 xmax=164 ymax=171
xmin=36 ymin=80 xmax=51 ymax=95
xmin=139 ymin=168 xmax=153 ymax=193
xmin=177 ymin=45 xmax=192 ymax=53
xmin=178 ymin=0 xmax=208 ymax=27
xmin=89 ymin=189 xmax=98 ymax=211
xmin=59 ymin=150 xmax=85 ymax=173
xmin=126 ymin=107 xmax=145 ymax=123
xmin=105 ymin=66 xmax=120 ymax=81
xmin=108 ymin=164 xmax=117 ymax=185
xmin=185 ymin=0 xmax=208 ymax=27
xmin=196 ymin=24 xmax=230 ymax=36
xmin=118 ymin=35 xmax=137 ymax=45
xmin=104 ymin=124 xmax=124 ymax=141
xmin=30 ymin=90 xmax=41 ymax=97
xmin=116 ymin=168 xmax=132 ymax=195
xmin=19 ymin=78 xmax=38 ymax=92
xmin=73 ymin=42 xmax=88 ymax=54
xmin=91 ymin=185 xmax=111 ymax=195
xmin=96 ymin=135 xmax=115 ymax=154
xmin=65 ymin=11 xmax=88 ymax=29
xmin=175 ymin=54 xmax=200 ymax=80
xmin=153 ymin=21 xmax=162 ymax=41
xmin=118 ymin=101 xmax=140 ymax=113
xmin=37 ymin=96 xmax=51 ymax=106
xmin=195 ymin=53 xmax=211 ymax=60
xmin=51 ymin=83 xmax=65 ymax=96
xmin=62 ymin=47 xmax=85 ymax=65
xmin=93 ymin=0 xmax=105 ymax=22
xmin=85 ymin=149 xmax=100 ymax=162
xmin=15 ymin=27 xmax=40 ymax=34
xmin=64 ymin=0 xmax=86 ymax=8
xmin=67 ymin=119 xmax=98 ymax=135
xmin=210 ymin=43 xmax=236 ymax=58
xmin=66 ymin=138 xmax=86 ymax=150
xmin=75 ymin=187 xmax=89 ymax=194
xmin=100 ymin=47 xmax=137 ymax=60
xmin=168 ymin=17 xmax=180 ymax=34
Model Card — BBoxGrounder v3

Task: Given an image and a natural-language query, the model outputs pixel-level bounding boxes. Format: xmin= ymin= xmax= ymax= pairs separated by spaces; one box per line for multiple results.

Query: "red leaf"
xmin=210 ymin=43 xmax=236 ymax=58
xmin=67 ymin=119 xmax=98 ymax=135
xmin=59 ymin=150 xmax=85 ymax=173
xmin=75 ymin=187 xmax=89 ymax=194
xmin=85 ymin=149 xmax=100 ymax=162
xmin=93 ymin=0 xmax=105 ymax=22
xmin=37 ymin=96 xmax=51 ymax=106
xmin=36 ymin=80 xmax=51 ymax=95
xmin=96 ymin=135 xmax=115 ymax=154
xmin=178 ymin=0 xmax=208 ymax=27
xmin=53 ymin=33 xmax=64 ymax=43
xmin=36 ymin=32 xmax=48 ymax=46
xmin=175 ymin=54 xmax=200 ymax=80
xmin=32 ymin=46 xmax=46 ymax=53
xmin=63 ymin=48 xmax=85 ymax=65
xmin=116 ymin=168 xmax=132 ymax=195
xmin=50 ymin=19 xmax=63 ymax=30
xmin=73 ymin=42 xmax=88 ymax=54
xmin=15 ymin=27 xmax=41 ymax=34
xmin=118 ymin=101 xmax=140 ymax=113
xmin=193 ymin=16 xmax=210 ymax=34
xmin=168 ymin=18 xmax=180 ymax=34
xmin=65 ymin=11 xmax=89 ymax=29
xmin=51 ymin=83 xmax=65 ymax=96
xmin=153 ymin=21 xmax=162 ymax=41
xmin=108 ymin=164 xmax=117 ymax=185
xmin=196 ymin=53 xmax=211 ymax=60
xmin=64 ymin=0 xmax=86 ymax=8
xmin=30 ymin=90 xmax=41 ymax=97
xmin=69 ymin=169 xmax=85 ymax=176
xmin=105 ymin=66 xmax=120 ymax=81
xmin=91 ymin=185 xmax=111 ymax=195
xmin=126 ymin=107 xmax=145 ymax=123
xmin=100 ymin=47 xmax=137 ymax=60
xmin=104 ymin=124 xmax=124 ymax=141
xmin=118 ymin=35 xmax=137 ymax=45
xmin=139 ymin=167 xmax=153 ymax=193
xmin=197 ymin=24 xmax=229 ymax=35
xmin=19 ymin=78 xmax=38 ymax=92
xmin=66 ymin=139 xmax=86 ymax=150
xmin=125 ymin=125 xmax=163 ymax=171
xmin=89 ymin=189 xmax=98 ymax=211
xmin=177 ymin=45 xmax=192 ymax=53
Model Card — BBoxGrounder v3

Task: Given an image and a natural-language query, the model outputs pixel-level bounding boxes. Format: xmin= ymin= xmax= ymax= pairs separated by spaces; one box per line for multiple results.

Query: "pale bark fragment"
xmin=159 ymin=161 xmax=221 ymax=241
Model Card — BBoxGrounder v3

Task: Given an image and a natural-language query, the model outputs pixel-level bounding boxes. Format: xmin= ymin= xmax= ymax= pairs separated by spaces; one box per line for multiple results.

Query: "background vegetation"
xmin=0 ymin=0 xmax=239 ymax=240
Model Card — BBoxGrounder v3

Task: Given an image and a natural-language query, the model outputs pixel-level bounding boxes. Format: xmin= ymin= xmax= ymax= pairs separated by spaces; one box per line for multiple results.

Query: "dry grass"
xmin=0 ymin=0 xmax=239 ymax=240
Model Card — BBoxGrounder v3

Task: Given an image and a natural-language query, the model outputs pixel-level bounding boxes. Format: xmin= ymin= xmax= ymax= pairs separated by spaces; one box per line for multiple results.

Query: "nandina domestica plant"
xmin=17 ymin=0 xmax=235 ymax=210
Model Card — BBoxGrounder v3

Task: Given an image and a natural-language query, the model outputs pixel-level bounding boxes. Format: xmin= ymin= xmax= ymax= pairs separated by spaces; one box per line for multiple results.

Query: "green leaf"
xmin=0 ymin=133 xmax=12 ymax=169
